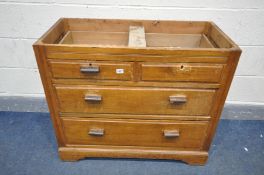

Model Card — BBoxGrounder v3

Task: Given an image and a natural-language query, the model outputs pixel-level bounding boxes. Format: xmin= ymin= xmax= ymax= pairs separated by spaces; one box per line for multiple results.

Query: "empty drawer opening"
xmin=145 ymin=33 xmax=214 ymax=48
xmin=59 ymin=25 xmax=215 ymax=48
xmin=59 ymin=31 xmax=129 ymax=46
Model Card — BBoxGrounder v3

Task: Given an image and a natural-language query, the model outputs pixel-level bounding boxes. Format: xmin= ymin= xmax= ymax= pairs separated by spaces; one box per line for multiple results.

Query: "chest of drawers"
xmin=33 ymin=18 xmax=241 ymax=165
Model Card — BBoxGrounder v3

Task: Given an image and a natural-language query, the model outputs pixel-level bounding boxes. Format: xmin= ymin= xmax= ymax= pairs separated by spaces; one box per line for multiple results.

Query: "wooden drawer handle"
xmin=85 ymin=94 xmax=102 ymax=102
xmin=80 ymin=66 xmax=100 ymax=73
xmin=164 ymin=130 xmax=180 ymax=138
xmin=89 ymin=128 xmax=104 ymax=136
xmin=169 ymin=95 xmax=187 ymax=104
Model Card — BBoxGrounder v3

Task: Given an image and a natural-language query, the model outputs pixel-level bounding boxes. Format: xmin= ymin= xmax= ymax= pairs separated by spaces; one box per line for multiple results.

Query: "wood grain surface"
xmin=55 ymin=85 xmax=216 ymax=115
xmin=33 ymin=18 xmax=241 ymax=165
xmin=61 ymin=118 xmax=208 ymax=149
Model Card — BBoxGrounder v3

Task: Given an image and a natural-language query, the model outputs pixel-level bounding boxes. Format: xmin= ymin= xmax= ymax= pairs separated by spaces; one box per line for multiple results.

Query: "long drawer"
xmin=61 ymin=118 xmax=209 ymax=149
xmin=55 ymin=85 xmax=216 ymax=115
xmin=141 ymin=63 xmax=224 ymax=83
xmin=49 ymin=60 xmax=133 ymax=80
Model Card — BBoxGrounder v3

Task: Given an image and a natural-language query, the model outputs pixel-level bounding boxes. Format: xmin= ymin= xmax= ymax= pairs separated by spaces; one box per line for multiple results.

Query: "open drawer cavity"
xmin=59 ymin=26 xmax=214 ymax=48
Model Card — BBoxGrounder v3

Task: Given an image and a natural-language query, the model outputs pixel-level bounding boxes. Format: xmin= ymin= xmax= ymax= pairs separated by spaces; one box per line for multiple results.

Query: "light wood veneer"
xmin=33 ymin=18 xmax=241 ymax=165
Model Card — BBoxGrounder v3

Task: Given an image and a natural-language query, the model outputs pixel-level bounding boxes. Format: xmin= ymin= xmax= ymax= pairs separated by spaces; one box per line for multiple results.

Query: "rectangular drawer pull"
xmin=85 ymin=94 xmax=102 ymax=102
xmin=164 ymin=130 xmax=180 ymax=138
xmin=89 ymin=128 xmax=104 ymax=136
xmin=169 ymin=95 xmax=187 ymax=104
xmin=80 ymin=66 xmax=100 ymax=73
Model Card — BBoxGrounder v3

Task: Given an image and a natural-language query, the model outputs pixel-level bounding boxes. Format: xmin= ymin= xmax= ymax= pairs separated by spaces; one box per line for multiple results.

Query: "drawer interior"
xmin=59 ymin=30 xmax=214 ymax=48
xmin=40 ymin=19 xmax=237 ymax=49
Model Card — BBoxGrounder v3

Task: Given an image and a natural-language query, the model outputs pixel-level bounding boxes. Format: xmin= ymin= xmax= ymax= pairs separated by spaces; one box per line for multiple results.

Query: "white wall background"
xmin=0 ymin=0 xmax=264 ymax=105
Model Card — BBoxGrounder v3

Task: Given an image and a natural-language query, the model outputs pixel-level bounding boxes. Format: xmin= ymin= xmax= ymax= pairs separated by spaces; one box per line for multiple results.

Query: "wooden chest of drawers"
xmin=33 ymin=18 xmax=241 ymax=165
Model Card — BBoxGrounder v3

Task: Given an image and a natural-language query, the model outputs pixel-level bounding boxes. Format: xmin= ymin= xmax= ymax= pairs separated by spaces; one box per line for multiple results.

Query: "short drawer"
xmin=61 ymin=118 xmax=208 ymax=149
xmin=49 ymin=60 xmax=133 ymax=80
xmin=56 ymin=85 xmax=216 ymax=115
xmin=141 ymin=63 xmax=224 ymax=83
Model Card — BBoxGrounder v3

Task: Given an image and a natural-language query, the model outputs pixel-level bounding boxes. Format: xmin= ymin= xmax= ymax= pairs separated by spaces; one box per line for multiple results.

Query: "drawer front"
xmin=141 ymin=63 xmax=224 ymax=83
xmin=62 ymin=118 xmax=208 ymax=149
xmin=49 ymin=60 xmax=133 ymax=80
xmin=56 ymin=86 xmax=215 ymax=115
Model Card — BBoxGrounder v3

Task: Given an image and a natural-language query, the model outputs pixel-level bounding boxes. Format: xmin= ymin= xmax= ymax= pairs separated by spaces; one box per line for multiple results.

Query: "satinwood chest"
xmin=33 ymin=18 xmax=241 ymax=165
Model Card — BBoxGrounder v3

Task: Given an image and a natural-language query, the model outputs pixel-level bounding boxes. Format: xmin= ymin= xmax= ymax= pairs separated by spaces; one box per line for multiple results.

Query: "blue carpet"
xmin=0 ymin=111 xmax=263 ymax=175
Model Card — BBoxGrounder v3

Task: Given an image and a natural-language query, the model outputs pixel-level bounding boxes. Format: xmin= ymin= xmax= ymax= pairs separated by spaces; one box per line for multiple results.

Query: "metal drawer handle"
xmin=169 ymin=95 xmax=187 ymax=104
xmin=80 ymin=66 xmax=100 ymax=73
xmin=84 ymin=94 xmax=102 ymax=102
xmin=164 ymin=130 xmax=180 ymax=138
xmin=89 ymin=128 xmax=104 ymax=136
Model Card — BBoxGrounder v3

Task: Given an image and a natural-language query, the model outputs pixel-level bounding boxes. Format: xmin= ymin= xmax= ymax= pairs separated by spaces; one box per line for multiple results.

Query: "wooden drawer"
xmin=56 ymin=85 xmax=216 ymax=115
xmin=62 ymin=118 xmax=208 ymax=149
xmin=49 ymin=60 xmax=133 ymax=80
xmin=141 ymin=63 xmax=224 ymax=83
